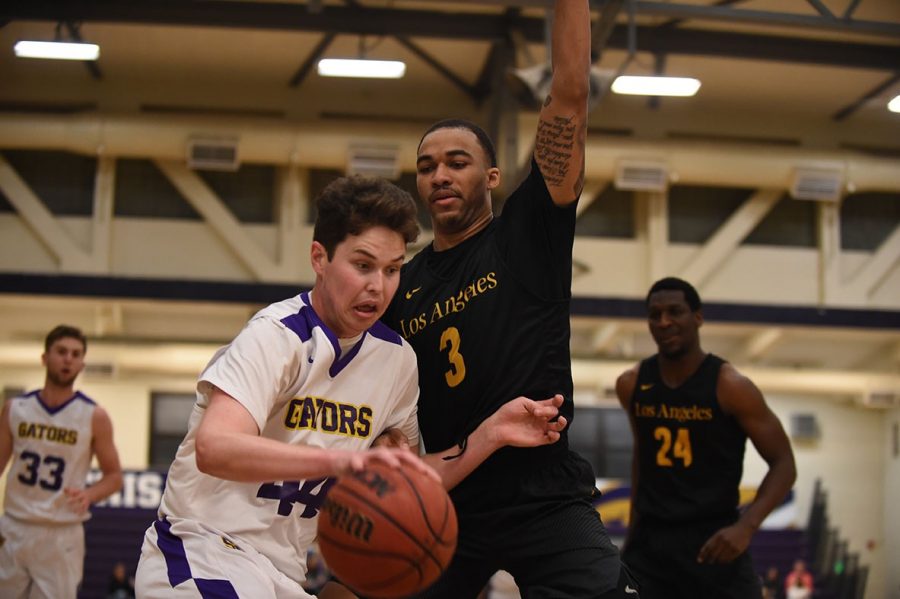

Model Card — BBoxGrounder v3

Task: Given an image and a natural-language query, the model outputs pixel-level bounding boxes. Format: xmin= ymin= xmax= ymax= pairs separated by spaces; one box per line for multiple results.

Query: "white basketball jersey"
xmin=3 ymin=390 xmax=96 ymax=524
xmin=159 ymin=292 xmax=420 ymax=585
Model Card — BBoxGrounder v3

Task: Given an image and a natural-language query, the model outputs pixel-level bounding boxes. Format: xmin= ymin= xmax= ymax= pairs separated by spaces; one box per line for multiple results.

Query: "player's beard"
xmin=47 ymin=369 xmax=78 ymax=389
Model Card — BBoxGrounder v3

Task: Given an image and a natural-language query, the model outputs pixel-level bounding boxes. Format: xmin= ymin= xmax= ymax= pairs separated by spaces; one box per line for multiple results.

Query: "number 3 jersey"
xmin=630 ymin=353 xmax=747 ymax=523
xmin=3 ymin=390 xmax=96 ymax=524
xmin=382 ymin=159 xmax=579 ymax=516
xmin=158 ymin=291 xmax=420 ymax=585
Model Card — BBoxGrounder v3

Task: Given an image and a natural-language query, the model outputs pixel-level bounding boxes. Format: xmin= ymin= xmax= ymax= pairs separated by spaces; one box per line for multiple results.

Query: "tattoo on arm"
xmin=536 ymin=114 xmax=577 ymax=188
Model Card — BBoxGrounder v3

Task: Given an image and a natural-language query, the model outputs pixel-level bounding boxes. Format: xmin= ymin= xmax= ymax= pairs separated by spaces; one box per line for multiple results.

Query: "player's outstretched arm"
xmin=697 ymin=364 xmax=797 ymax=564
xmin=534 ymin=0 xmax=590 ymax=207
xmin=422 ymin=394 xmax=567 ymax=490
xmin=194 ymin=388 xmax=438 ymax=483
xmin=65 ymin=406 xmax=124 ymax=514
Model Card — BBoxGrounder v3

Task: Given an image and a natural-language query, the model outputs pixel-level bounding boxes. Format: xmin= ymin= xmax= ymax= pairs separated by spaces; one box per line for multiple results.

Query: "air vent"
xmin=347 ymin=143 xmax=401 ymax=180
xmin=790 ymin=167 xmax=844 ymax=202
xmin=615 ymin=160 xmax=669 ymax=192
xmin=84 ymin=363 xmax=116 ymax=377
xmin=862 ymin=390 xmax=900 ymax=409
xmin=187 ymin=136 xmax=240 ymax=171
xmin=790 ymin=413 xmax=820 ymax=442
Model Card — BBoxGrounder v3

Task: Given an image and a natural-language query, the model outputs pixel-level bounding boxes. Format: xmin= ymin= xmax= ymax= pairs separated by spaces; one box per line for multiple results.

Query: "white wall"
xmin=884 ymin=408 xmax=900 ymax=599
xmin=744 ymin=394 xmax=889 ymax=599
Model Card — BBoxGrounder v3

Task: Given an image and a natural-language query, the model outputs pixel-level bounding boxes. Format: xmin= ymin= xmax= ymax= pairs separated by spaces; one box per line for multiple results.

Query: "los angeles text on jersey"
xmin=17 ymin=422 xmax=79 ymax=445
xmin=283 ymin=396 xmax=373 ymax=438
xmin=398 ymin=271 xmax=498 ymax=339
xmin=633 ymin=402 xmax=713 ymax=422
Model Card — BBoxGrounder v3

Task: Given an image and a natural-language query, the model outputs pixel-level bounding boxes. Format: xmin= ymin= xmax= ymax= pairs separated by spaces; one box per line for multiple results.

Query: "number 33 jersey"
xmin=3 ymin=390 xmax=96 ymax=524
xmin=158 ymin=291 xmax=420 ymax=585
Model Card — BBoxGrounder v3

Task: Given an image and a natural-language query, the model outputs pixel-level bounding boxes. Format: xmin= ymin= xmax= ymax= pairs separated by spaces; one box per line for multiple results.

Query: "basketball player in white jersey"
xmin=0 ymin=325 xmax=124 ymax=599
xmin=136 ymin=175 xmax=568 ymax=598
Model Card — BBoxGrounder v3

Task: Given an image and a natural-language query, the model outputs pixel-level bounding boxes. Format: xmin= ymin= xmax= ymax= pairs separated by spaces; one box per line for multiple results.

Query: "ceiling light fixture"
xmin=317 ymin=58 xmax=406 ymax=79
xmin=14 ymin=40 xmax=100 ymax=61
xmin=611 ymin=75 xmax=701 ymax=97
xmin=888 ymin=94 xmax=900 ymax=113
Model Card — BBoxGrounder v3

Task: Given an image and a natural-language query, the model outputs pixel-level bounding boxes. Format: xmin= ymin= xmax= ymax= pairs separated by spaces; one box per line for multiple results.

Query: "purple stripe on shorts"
xmin=153 ymin=520 xmax=240 ymax=598
xmin=195 ymin=578 xmax=241 ymax=599
xmin=154 ymin=519 xmax=193 ymax=588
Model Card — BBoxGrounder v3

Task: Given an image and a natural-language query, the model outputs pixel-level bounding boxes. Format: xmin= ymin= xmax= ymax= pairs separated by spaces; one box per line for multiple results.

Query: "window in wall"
xmin=115 ymin=159 xmax=202 ymax=219
xmin=149 ymin=392 xmax=196 ymax=470
xmin=668 ymin=185 xmax=749 ymax=244
xmin=574 ymin=184 xmax=634 ymax=238
xmin=840 ymin=192 xmax=900 ymax=251
xmin=567 ymin=406 xmax=633 ymax=479
xmin=197 ymin=165 xmax=276 ymax=223
xmin=744 ymin=193 xmax=816 ymax=248
xmin=2 ymin=150 xmax=96 ymax=216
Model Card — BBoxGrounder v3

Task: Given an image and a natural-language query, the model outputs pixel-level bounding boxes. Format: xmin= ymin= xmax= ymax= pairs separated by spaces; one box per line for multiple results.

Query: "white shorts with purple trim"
xmin=135 ymin=517 xmax=314 ymax=599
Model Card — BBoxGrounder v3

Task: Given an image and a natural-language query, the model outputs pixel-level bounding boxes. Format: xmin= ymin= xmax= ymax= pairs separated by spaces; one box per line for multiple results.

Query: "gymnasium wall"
xmin=1 ymin=361 xmax=894 ymax=597
xmin=884 ymin=408 xmax=900 ymax=599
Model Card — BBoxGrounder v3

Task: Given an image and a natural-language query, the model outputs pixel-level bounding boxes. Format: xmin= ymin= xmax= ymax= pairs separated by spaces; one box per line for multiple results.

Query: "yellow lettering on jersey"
xmin=637 ymin=403 xmax=712 ymax=422
xmin=283 ymin=397 xmax=375 ymax=439
xmin=17 ymin=422 xmax=78 ymax=445
xmin=397 ymin=271 xmax=499 ymax=340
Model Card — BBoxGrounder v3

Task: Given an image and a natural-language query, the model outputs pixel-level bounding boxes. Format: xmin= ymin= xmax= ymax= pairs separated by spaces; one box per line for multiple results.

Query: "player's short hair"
xmin=45 ymin=325 xmax=87 ymax=354
xmin=418 ymin=118 xmax=498 ymax=168
xmin=313 ymin=175 xmax=420 ymax=259
xmin=646 ymin=277 xmax=702 ymax=312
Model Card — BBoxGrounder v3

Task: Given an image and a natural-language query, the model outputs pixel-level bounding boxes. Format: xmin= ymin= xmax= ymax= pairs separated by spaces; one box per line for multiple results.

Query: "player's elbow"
xmin=194 ymin=429 xmax=223 ymax=476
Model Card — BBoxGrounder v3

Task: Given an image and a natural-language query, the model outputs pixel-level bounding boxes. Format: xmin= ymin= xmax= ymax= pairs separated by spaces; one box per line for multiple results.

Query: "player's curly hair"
xmin=45 ymin=325 xmax=87 ymax=354
xmin=314 ymin=175 xmax=420 ymax=259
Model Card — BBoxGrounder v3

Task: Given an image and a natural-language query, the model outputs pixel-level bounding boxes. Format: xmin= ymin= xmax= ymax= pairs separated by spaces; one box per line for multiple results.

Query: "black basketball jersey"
xmin=383 ymin=159 xmax=578 ymax=512
xmin=630 ymin=354 xmax=747 ymax=523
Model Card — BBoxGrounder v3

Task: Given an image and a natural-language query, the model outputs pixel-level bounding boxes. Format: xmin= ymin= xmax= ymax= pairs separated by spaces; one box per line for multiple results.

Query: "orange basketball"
xmin=317 ymin=462 xmax=457 ymax=598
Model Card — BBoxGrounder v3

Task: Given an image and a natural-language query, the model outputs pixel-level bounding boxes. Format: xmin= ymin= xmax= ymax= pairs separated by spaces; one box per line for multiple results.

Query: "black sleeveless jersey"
xmin=631 ymin=354 xmax=747 ymax=523
xmin=382 ymin=159 xmax=579 ymax=513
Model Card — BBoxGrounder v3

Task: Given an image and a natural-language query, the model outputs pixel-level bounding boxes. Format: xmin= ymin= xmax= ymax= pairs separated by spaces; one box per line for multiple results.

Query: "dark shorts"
xmin=622 ymin=519 xmax=761 ymax=599
xmin=413 ymin=452 xmax=638 ymax=599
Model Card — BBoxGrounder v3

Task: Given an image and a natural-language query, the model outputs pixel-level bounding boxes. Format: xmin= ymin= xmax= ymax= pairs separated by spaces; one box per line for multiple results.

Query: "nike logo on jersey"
xmin=405 ymin=286 xmax=422 ymax=299
xmin=640 ymin=383 xmax=654 ymax=391
xmin=625 ymin=585 xmax=639 ymax=594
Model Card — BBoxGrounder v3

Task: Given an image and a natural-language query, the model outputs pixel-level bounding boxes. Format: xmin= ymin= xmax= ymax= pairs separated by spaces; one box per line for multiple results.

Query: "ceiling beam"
xmin=4 ymin=1 xmax=899 ymax=70
xmin=288 ymin=32 xmax=336 ymax=87
xmin=832 ymin=72 xmax=900 ymax=121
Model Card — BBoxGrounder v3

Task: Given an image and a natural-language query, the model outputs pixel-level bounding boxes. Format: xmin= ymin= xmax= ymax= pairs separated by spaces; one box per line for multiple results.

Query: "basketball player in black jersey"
xmin=381 ymin=1 xmax=636 ymax=597
xmin=616 ymin=277 xmax=797 ymax=599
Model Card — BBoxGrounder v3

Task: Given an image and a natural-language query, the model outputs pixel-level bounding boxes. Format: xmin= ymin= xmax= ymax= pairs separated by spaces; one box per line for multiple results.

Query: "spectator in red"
xmin=784 ymin=559 xmax=814 ymax=595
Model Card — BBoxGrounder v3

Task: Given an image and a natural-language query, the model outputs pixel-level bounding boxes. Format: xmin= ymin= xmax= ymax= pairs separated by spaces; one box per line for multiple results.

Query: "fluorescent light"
xmin=317 ymin=58 xmax=406 ymax=79
xmin=889 ymin=94 xmax=900 ymax=113
xmin=14 ymin=40 xmax=100 ymax=61
xmin=611 ymin=75 xmax=701 ymax=97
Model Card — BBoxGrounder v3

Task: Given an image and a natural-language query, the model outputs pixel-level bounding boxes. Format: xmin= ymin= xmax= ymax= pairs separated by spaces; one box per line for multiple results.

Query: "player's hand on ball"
xmin=487 ymin=394 xmax=567 ymax=449
xmin=343 ymin=447 xmax=441 ymax=485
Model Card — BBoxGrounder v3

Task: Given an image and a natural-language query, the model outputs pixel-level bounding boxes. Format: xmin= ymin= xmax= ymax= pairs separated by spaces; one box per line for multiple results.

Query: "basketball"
xmin=317 ymin=463 xmax=457 ymax=598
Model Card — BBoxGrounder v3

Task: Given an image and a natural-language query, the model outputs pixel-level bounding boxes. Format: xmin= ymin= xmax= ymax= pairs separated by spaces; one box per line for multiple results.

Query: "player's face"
xmin=311 ymin=225 xmax=406 ymax=338
xmin=42 ymin=337 xmax=86 ymax=388
xmin=416 ymin=128 xmax=500 ymax=236
xmin=647 ymin=290 xmax=702 ymax=359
